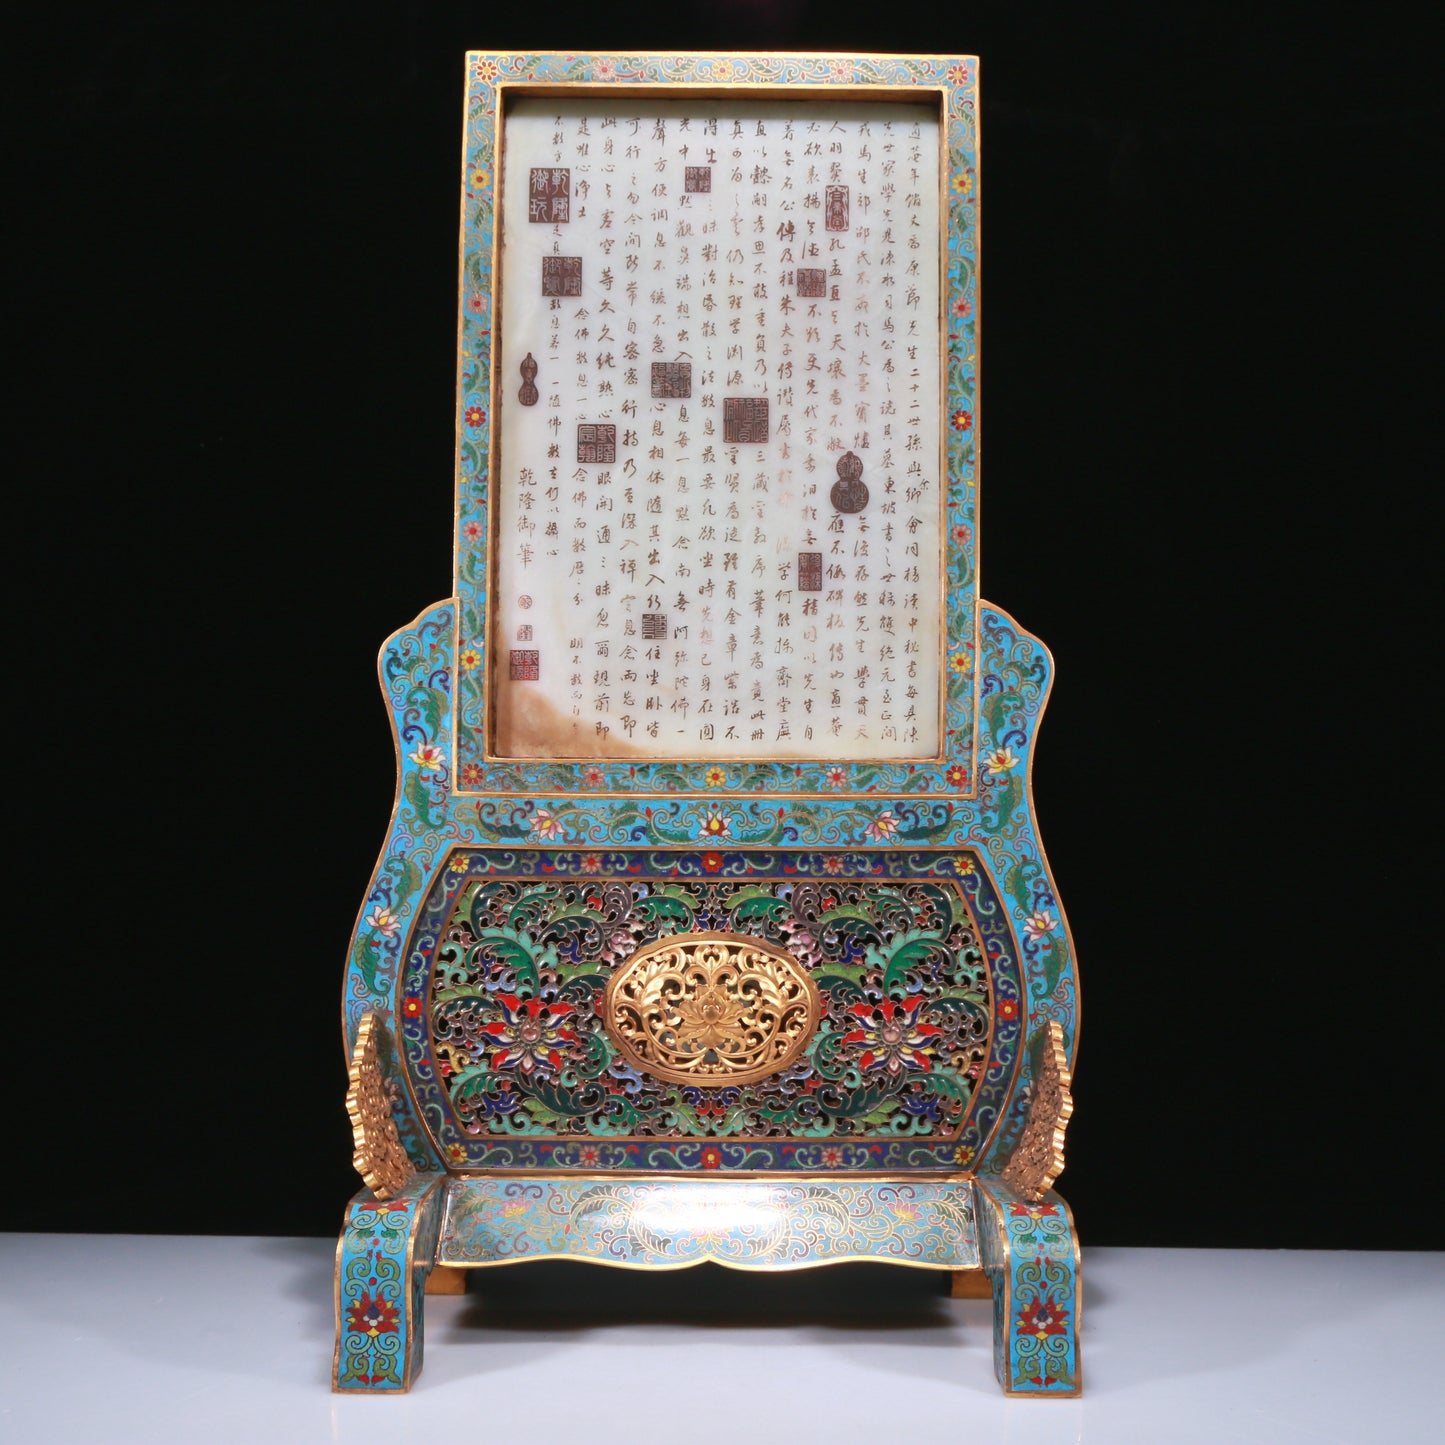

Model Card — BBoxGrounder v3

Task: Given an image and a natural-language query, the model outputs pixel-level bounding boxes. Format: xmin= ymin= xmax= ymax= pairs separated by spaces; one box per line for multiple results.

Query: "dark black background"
xmin=10 ymin=2 xmax=1438 ymax=1245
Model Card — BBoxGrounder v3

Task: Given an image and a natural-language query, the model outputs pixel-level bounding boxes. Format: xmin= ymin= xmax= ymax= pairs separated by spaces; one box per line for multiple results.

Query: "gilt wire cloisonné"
xmin=426 ymin=872 xmax=988 ymax=1144
xmin=338 ymin=50 xmax=1080 ymax=1399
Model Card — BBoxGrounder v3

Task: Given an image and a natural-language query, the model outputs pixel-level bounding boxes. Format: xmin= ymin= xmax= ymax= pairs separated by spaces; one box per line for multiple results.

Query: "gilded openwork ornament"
xmin=346 ymin=1011 xmax=415 ymax=1201
xmin=603 ymin=933 xmax=821 ymax=1086
xmin=999 ymin=1019 xmax=1074 ymax=1203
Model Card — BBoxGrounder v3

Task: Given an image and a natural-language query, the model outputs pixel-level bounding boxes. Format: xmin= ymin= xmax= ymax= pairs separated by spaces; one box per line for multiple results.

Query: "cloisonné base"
xmin=977 ymin=1177 xmax=1081 ymax=1395
xmin=438 ymin=1176 xmax=980 ymax=1270
xmin=333 ymin=1171 xmax=1080 ymax=1393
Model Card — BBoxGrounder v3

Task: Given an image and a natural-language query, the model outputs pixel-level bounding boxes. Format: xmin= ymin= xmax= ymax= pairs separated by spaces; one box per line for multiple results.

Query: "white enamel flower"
xmin=1023 ymin=910 xmax=1058 ymax=941
xmin=365 ymin=906 xmax=402 ymax=939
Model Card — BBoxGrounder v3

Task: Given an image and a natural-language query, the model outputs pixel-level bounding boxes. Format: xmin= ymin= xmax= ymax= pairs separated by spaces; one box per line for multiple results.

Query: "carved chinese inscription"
xmin=577 ymin=423 xmax=616 ymax=463
xmin=541 ymin=256 xmax=583 ymax=297
xmin=651 ymin=361 xmax=692 ymax=399
xmin=723 ymin=396 xmax=769 ymax=444
xmin=529 ymin=167 xmax=570 ymax=222
xmin=510 ymin=649 xmax=540 ymax=681
xmin=495 ymin=99 xmax=944 ymax=759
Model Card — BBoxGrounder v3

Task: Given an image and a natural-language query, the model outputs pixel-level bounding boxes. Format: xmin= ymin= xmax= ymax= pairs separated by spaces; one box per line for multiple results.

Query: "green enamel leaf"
xmin=817 ymin=907 xmax=887 ymax=951
xmin=988 ymin=773 xmax=1022 ymax=834
xmin=461 ymin=880 xmax=503 ymax=932
xmin=470 ymin=926 xmax=558 ymax=992
xmin=816 ymin=903 xmax=877 ymax=928
xmin=731 ymin=895 xmax=790 ymax=925
xmin=867 ymin=928 xmax=949 ymax=995
xmin=827 ymin=1083 xmax=895 ymax=1120
xmin=807 ymin=1026 xmax=850 ymax=1076
xmin=407 ymin=681 xmax=443 ymax=739
xmin=982 ymin=688 xmax=1021 ymax=744
xmin=925 ymin=992 xmax=988 ymax=1015
xmin=1004 ymin=858 xmax=1032 ymax=914
xmin=506 ymin=887 xmax=559 ymax=928
xmin=403 ymin=770 xmax=437 ymax=830
xmin=645 ymin=814 xmax=692 ymax=845
xmin=869 ymin=890 xmax=916 ymax=931
xmin=448 ymin=1064 xmax=495 ymax=1102
xmin=525 ymin=1077 xmax=605 ymax=1118
xmin=432 ymin=985 xmax=493 ymax=1007
xmin=814 ymin=968 xmax=870 ymax=1002
xmin=884 ymin=1111 xmax=936 ymax=1136
xmin=634 ymin=893 xmax=693 ymax=927
xmin=925 ymin=1069 xmax=972 ymax=1105
xmin=384 ymin=852 xmax=422 ymax=914
xmin=910 ymin=880 xmax=967 ymax=931
xmin=592 ymin=1097 xmax=641 ymax=1133
xmin=1044 ymin=932 xmax=1070 ymax=998
xmin=723 ymin=884 xmax=776 ymax=908
xmin=354 ymin=934 xmax=382 ymax=993
xmin=569 ymin=1031 xmax=614 ymax=1078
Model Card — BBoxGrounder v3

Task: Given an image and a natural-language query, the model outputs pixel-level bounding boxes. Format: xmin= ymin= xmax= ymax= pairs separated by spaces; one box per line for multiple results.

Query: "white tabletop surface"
xmin=2 ymin=1234 xmax=1441 ymax=1443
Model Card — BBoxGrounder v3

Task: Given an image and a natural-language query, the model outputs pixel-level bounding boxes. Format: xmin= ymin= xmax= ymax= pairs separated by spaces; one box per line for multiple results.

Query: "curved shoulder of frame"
xmin=979 ymin=599 xmax=1056 ymax=688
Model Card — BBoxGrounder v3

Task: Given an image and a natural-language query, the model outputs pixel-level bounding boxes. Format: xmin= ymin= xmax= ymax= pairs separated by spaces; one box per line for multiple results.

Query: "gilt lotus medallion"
xmin=603 ymin=933 xmax=820 ymax=1086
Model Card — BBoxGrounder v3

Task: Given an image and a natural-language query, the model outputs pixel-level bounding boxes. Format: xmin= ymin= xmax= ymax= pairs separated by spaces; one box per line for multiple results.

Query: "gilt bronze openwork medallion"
xmin=602 ymin=932 xmax=820 ymax=1086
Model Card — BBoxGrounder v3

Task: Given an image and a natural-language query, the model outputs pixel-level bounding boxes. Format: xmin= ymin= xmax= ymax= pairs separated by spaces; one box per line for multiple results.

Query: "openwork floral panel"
xmin=398 ymin=849 xmax=1023 ymax=1171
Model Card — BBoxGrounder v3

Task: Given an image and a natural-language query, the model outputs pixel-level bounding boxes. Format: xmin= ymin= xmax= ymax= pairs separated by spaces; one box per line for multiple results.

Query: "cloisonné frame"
xmin=456 ymin=53 xmax=977 ymax=790
xmin=338 ymin=52 xmax=1081 ymax=1399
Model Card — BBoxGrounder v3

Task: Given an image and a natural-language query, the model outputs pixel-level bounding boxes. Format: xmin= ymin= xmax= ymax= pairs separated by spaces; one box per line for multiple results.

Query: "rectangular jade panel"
xmin=492 ymin=97 xmax=944 ymax=759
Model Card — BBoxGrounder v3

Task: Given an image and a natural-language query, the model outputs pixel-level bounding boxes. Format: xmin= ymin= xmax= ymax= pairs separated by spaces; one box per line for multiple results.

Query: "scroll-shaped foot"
xmin=333 ymin=1175 xmax=445 ymax=1393
xmin=976 ymin=1176 xmax=1081 ymax=1395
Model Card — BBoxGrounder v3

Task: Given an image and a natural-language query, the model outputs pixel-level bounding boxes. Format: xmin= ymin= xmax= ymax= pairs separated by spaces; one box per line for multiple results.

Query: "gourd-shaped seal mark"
xmin=831 ymin=450 xmax=869 ymax=513
xmin=518 ymin=353 xmax=539 ymax=407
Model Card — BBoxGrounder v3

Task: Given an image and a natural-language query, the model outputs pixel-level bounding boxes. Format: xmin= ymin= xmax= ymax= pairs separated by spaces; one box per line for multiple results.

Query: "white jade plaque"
xmin=492 ymin=97 xmax=943 ymax=760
